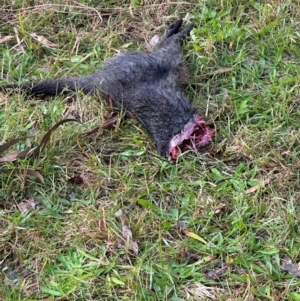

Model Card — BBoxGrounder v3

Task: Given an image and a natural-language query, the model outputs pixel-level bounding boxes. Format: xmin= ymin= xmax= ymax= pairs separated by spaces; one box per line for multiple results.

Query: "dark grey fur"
xmin=2 ymin=20 xmax=213 ymax=159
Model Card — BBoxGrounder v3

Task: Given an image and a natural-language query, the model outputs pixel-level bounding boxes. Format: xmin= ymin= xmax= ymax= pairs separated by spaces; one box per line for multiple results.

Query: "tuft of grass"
xmin=0 ymin=0 xmax=300 ymax=300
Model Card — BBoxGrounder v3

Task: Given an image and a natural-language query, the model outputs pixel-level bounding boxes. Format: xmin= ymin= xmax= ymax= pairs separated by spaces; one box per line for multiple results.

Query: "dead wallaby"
xmin=1 ymin=19 xmax=214 ymax=161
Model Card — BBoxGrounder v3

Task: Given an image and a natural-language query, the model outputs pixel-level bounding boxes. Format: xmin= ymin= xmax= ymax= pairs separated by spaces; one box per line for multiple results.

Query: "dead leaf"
xmin=17 ymin=198 xmax=37 ymax=215
xmin=199 ymin=67 xmax=233 ymax=80
xmin=101 ymin=114 xmax=118 ymax=130
xmin=82 ymin=125 xmax=102 ymax=137
xmin=1 ymin=168 xmax=44 ymax=184
xmin=0 ymin=120 xmax=79 ymax=163
xmin=0 ymin=36 xmax=14 ymax=43
xmin=209 ymin=67 xmax=233 ymax=76
xmin=0 ymin=136 xmax=34 ymax=155
xmin=246 ymin=178 xmax=270 ymax=194
xmin=115 ymin=209 xmax=139 ymax=255
xmin=185 ymin=282 xmax=223 ymax=300
xmin=280 ymin=255 xmax=300 ymax=277
xmin=83 ymin=113 xmax=118 ymax=137
xmin=26 ymin=169 xmax=45 ymax=184
xmin=0 ymin=149 xmax=32 ymax=163
xmin=31 ymin=119 xmax=80 ymax=157
xmin=29 ymin=33 xmax=58 ymax=48
xmin=122 ymin=224 xmax=139 ymax=255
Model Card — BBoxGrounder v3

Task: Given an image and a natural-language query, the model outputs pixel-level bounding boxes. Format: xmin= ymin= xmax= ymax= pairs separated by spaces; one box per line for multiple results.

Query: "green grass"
xmin=0 ymin=0 xmax=300 ymax=300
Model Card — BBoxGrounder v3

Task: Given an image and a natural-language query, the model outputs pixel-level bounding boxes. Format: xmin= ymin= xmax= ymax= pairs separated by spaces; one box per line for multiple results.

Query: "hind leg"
xmin=152 ymin=19 xmax=194 ymax=69
xmin=164 ymin=19 xmax=183 ymax=39
xmin=159 ymin=19 xmax=194 ymax=44
xmin=176 ymin=23 xmax=194 ymax=40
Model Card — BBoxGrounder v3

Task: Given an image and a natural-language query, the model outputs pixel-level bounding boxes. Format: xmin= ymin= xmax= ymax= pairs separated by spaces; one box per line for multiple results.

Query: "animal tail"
xmin=0 ymin=76 xmax=95 ymax=96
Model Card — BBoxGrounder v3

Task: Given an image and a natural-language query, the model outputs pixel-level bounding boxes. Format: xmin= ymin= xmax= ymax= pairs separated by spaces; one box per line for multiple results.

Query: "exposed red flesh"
xmin=168 ymin=115 xmax=215 ymax=161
